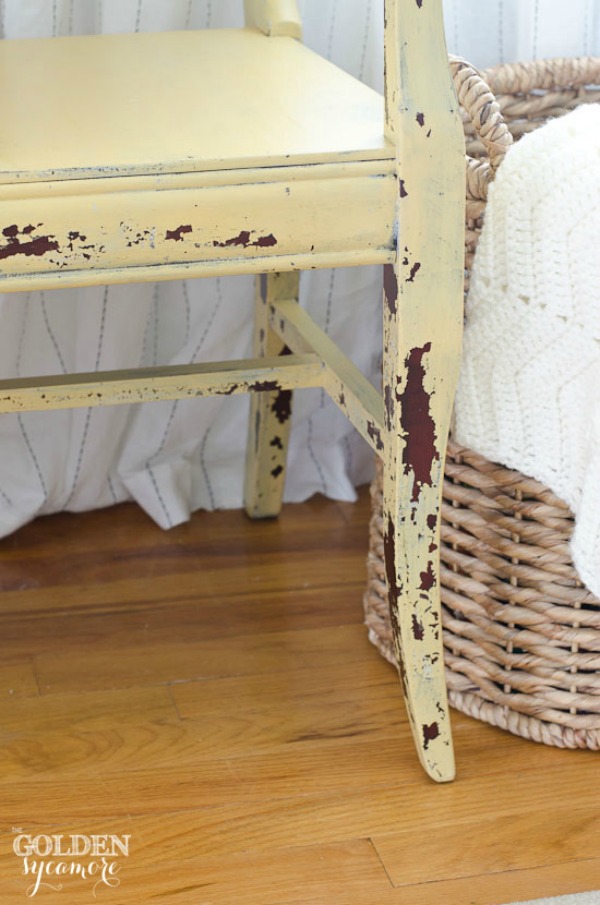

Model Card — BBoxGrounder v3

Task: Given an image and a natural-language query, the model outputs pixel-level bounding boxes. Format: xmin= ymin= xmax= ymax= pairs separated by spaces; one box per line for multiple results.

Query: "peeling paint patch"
xmin=416 ymin=112 xmax=425 ymax=127
xmin=383 ymin=516 xmax=407 ymax=695
xmin=406 ymin=262 xmax=421 ymax=283
xmin=416 ymin=0 xmax=424 ymax=7
xmin=427 ymin=513 xmax=437 ymax=531
xmin=270 ymin=436 xmax=284 ymax=450
xmin=419 ymin=561 xmax=435 ymax=591
xmin=165 ymin=224 xmax=192 ymax=242
xmin=383 ymin=515 xmax=400 ymax=613
xmin=384 ymin=384 xmax=395 ymax=431
xmin=213 ymin=230 xmax=277 ymax=249
xmin=422 ymin=721 xmax=440 ymax=749
xmin=367 ymin=420 xmax=384 ymax=451
xmin=222 ymin=384 xmax=238 ymax=395
xmin=383 ymin=264 xmax=398 ymax=316
xmin=271 ymin=390 xmax=292 ymax=424
xmin=271 ymin=465 xmax=284 ymax=478
xmin=399 ymin=180 xmax=408 ymax=198
xmin=397 ymin=343 xmax=439 ymax=502
xmin=251 ymin=380 xmax=280 ymax=392
xmin=412 ymin=614 xmax=424 ymax=641
xmin=0 ymin=224 xmax=59 ymax=260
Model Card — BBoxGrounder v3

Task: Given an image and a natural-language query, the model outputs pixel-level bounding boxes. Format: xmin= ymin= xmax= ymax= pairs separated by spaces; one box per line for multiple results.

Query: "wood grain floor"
xmin=0 ymin=489 xmax=598 ymax=904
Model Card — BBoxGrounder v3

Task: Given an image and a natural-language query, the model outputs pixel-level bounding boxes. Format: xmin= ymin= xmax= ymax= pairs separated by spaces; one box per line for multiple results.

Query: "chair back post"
xmin=244 ymin=0 xmax=302 ymax=38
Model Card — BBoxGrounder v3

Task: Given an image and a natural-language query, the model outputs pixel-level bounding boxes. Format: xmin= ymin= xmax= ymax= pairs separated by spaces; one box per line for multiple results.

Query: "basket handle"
xmin=450 ymin=57 xmax=513 ymax=201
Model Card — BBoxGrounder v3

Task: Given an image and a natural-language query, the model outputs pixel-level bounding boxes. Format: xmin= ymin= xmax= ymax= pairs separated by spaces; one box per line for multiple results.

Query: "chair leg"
xmin=244 ymin=271 xmax=300 ymax=519
xmin=382 ymin=261 xmax=456 ymax=783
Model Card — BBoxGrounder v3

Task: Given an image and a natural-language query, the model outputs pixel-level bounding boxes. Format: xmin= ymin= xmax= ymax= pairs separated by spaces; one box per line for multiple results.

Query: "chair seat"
xmin=0 ymin=28 xmax=396 ymax=291
xmin=0 ymin=29 xmax=392 ymax=184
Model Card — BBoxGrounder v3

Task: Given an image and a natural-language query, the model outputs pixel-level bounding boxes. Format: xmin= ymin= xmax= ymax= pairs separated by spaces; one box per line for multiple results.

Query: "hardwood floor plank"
xmin=31 ymin=623 xmax=373 ymax=693
xmin=0 ymin=684 xmax=176 ymax=734
xmin=0 ymin=660 xmax=39 ymax=699
xmin=384 ymin=859 xmax=600 ymax=905
xmin=373 ymin=807 xmax=600 ymax=885
xmin=1 ymin=838 xmax=392 ymax=905
xmin=0 ymin=583 xmax=367 ymax=661
xmin=0 ymin=552 xmax=367 ymax=618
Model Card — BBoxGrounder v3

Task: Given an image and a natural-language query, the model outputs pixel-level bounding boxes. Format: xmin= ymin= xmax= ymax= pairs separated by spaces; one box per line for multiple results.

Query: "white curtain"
xmin=0 ymin=0 xmax=598 ymax=536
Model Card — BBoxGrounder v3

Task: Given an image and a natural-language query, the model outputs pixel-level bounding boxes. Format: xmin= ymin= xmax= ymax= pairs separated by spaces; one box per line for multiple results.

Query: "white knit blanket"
xmin=454 ymin=104 xmax=600 ymax=597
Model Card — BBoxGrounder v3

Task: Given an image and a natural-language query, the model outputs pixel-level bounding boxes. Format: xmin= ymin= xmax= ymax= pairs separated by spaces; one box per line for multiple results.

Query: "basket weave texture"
xmin=364 ymin=56 xmax=600 ymax=750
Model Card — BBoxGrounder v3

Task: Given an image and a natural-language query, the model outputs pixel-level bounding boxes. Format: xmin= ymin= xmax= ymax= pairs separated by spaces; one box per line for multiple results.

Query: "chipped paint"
xmin=271 ymin=389 xmax=292 ymax=424
xmin=383 ymin=515 xmax=409 ymax=698
xmin=384 ymin=384 xmax=395 ymax=431
xmin=0 ymin=224 xmax=59 ymax=260
xmin=213 ymin=230 xmax=277 ymax=249
xmin=383 ymin=515 xmax=400 ymax=612
xmin=427 ymin=513 xmax=437 ymax=531
xmin=397 ymin=343 xmax=439 ymax=502
xmin=422 ymin=722 xmax=440 ymax=749
xmin=406 ymin=261 xmax=421 ymax=283
xmin=399 ymin=180 xmax=408 ymax=198
xmin=383 ymin=263 xmax=398 ymax=315
xmin=411 ymin=614 xmax=425 ymax=641
xmin=250 ymin=380 xmax=280 ymax=392
xmin=165 ymin=225 xmax=193 ymax=242
xmin=419 ymin=561 xmax=435 ymax=591
xmin=271 ymin=465 xmax=284 ymax=478
xmin=367 ymin=420 xmax=384 ymax=451
xmin=416 ymin=112 xmax=425 ymax=127
xmin=270 ymin=436 xmax=284 ymax=450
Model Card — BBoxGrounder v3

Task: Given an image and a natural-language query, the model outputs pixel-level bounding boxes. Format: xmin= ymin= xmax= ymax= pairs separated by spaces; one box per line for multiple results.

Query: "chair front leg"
xmin=382 ymin=262 xmax=457 ymax=783
xmin=244 ymin=272 xmax=300 ymax=519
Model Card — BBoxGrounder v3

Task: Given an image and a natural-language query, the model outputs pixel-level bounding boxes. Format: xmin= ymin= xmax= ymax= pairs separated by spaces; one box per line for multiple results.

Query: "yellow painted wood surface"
xmin=244 ymin=0 xmax=302 ymax=38
xmin=381 ymin=0 xmax=465 ymax=781
xmin=0 ymin=162 xmax=395 ymax=285
xmin=245 ymin=273 xmax=300 ymax=518
xmin=0 ymin=355 xmax=323 ymax=413
xmin=270 ymin=298 xmax=385 ymax=456
xmin=0 ymin=30 xmax=389 ymax=184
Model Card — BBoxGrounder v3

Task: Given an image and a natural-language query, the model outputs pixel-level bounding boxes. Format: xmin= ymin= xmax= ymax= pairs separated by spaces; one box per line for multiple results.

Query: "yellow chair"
xmin=0 ymin=0 xmax=465 ymax=781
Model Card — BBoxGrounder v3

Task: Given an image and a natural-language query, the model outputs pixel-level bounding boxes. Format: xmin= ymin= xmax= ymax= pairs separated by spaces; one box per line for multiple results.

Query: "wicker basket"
xmin=364 ymin=56 xmax=600 ymax=750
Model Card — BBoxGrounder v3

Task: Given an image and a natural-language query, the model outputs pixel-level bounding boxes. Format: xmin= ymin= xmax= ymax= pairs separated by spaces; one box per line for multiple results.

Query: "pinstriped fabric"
xmin=532 ymin=0 xmax=541 ymax=59
xmin=0 ymin=1 xmax=597 ymax=537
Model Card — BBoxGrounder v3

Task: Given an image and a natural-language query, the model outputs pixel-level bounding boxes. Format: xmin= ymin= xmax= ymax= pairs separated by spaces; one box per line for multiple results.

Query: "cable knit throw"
xmin=454 ymin=103 xmax=600 ymax=598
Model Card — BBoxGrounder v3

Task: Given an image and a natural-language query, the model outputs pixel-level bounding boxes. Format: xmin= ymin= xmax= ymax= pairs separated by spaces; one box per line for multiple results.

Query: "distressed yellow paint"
xmin=0 ymin=355 xmax=323 ymax=414
xmin=0 ymin=167 xmax=395 ymax=283
xmin=270 ymin=299 xmax=385 ymax=456
xmin=0 ymin=0 xmax=465 ymax=782
xmin=244 ymin=273 xmax=300 ymax=519
xmin=244 ymin=0 xmax=302 ymax=38
xmin=382 ymin=0 xmax=465 ymax=782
